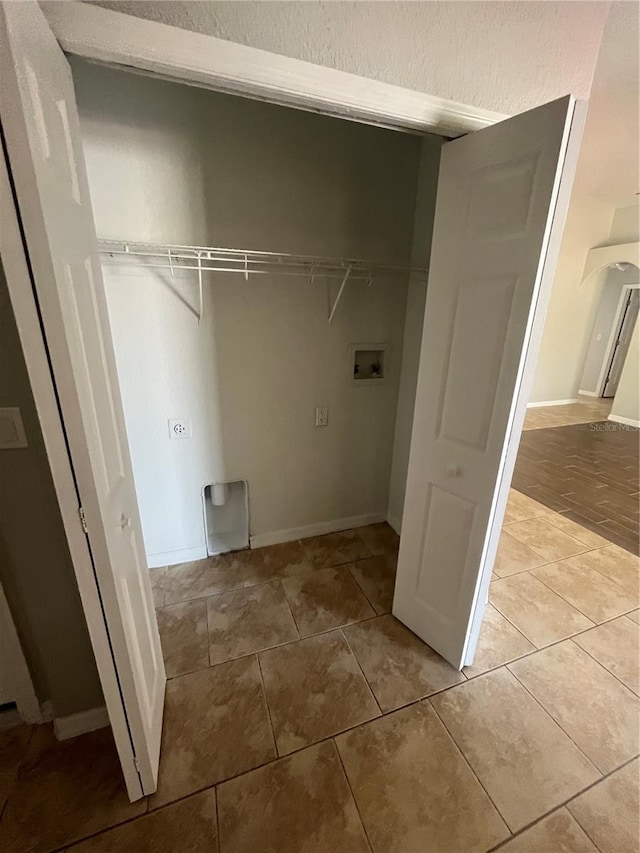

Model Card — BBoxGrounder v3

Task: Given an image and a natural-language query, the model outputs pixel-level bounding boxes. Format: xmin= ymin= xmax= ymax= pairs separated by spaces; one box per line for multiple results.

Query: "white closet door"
xmin=0 ymin=1 xmax=165 ymax=799
xmin=394 ymin=96 xmax=585 ymax=669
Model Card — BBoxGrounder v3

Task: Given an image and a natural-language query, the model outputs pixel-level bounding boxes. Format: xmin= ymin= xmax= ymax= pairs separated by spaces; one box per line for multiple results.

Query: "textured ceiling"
xmin=88 ymin=1 xmax=609 ymax=114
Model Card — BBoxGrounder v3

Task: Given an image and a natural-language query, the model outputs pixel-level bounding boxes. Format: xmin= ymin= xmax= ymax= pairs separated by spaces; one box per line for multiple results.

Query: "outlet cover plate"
xmin=168 ymin=418 xmax=192 ymax=439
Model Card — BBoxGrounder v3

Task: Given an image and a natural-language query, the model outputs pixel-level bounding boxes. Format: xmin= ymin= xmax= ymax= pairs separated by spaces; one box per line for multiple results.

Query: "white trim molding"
xmin=54 ymin=706 xmax=110 ymax=741
xmin=608 ymin=414 xmax=640 ymax=428
xmin=250 ymin=513 xmax=386 ymax=549
xmin=42 ymin=2 xmax=507 ymax=138
xmin=527 ymin=398 xmax=579 ymax=408
xmin=578 ymin=389 xmax=599 ymax=397
xmin=147 ymin=545 xmax=207 ymax=569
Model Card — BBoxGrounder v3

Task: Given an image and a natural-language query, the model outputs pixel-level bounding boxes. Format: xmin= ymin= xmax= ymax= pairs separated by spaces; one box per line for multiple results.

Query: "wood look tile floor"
xmin=1 ymin=514 xmax=639 ymax=852
xmin=515 ymin=398 xmax=639 ymax=555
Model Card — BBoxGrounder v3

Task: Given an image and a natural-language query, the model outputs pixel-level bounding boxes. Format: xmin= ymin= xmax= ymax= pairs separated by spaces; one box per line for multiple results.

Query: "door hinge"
xmin=133 ymin=755 xmax=141 ymax=773
xmin=78 ymin=506 xmax=88 ymax=534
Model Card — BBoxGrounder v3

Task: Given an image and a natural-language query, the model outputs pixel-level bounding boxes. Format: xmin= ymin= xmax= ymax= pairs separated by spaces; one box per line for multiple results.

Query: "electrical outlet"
xmin=315 ymin=407 xmax=328 ymax=427
xmin=168 ymin=418 xmax=192 ymax=439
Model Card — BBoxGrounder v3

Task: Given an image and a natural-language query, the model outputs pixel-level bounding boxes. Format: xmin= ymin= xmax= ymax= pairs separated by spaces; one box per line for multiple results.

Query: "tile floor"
xmin=516 ymin=399 xmax=639 ymax=554
xmin=522 ymin=396 xmax=613 ymax=431
xmin=1 ymin=510 xmax=638 ymax=852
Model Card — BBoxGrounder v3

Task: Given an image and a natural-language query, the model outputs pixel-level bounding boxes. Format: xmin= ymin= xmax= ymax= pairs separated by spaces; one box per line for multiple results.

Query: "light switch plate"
xmin=0 ymin=407 xmax=28 ymax=449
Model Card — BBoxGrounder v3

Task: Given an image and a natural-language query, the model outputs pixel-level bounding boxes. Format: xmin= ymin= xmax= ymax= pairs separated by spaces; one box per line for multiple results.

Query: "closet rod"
xmin=98 ymin=240 xmax=428 ymax=281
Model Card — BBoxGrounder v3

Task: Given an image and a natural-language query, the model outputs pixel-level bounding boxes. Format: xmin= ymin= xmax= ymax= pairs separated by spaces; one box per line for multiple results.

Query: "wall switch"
xmin=315 ymin=407 xmax=328 ymax=427
xmin=168 ymin=418 xmax=192 ymax=439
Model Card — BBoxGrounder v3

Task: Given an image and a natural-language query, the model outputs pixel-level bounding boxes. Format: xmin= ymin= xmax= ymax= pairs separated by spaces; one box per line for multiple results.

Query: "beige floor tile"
xmin=628 ymin=609 xmax=640 ymax=624
xmin=207 ymin=581 xmax=298 ymax=665
xmin=497 ymin=808 xmax=598 ymax=852
xmin=568 ymin=758 xmax=640 ymax=853
xmin=463 ymin=604 xmax=535 ymax=678
xmin=0 ymin=725 xmax=146 ymax=853
xmin=250 ymin=539 xmax=313 ymax=582
xmin=355 ymin=522 xmax=399 ymax=557
xmin=573 ymin=617 xmax=640 ymax=695
xmin=217 ymin=740 xmax=369 ymax=853
xmin=335 ymin=701 xmax=509 ymax=853
xmin=506 ymin=517 xmax=590 ymax=562
xmin=541 ymin=513 xmax=611 ymax=549
xmin=156 ymin=599 xmax=209 ymax=678
xmin=503 ymin=489 xmax=549 ymax=524
xmin=349 ymin=554 xmax=397 ymax=614
xmin=68 ymin=788 xmax=217 ymax=852
xmin=532 ymin=557 xmax=635 ymax=623
xmin=281 ymin=566 xmax=375 ymax=636
xmin=164 ymin=554 xmax=246 ymax=604
xmin=431 ymin=668 xmax=600 ymax=831
xmin=151 ymin=656 xmax=275 ymax=808
xmin=490 ymin=572 xmax=594 ymax=648
xmin=570 ymin=546 xmax=640 ymax=603
xmin=149 ymin=567 xmax=167 ymax=608
xmin=300 ymin=529 xmax=371 ymax=569
xmin=494 ymin=529 xmax=548 ymax=577
xmin=0 ymin=725 xmax=32 ymax=813
xmin=344 ymin=615 xmax=464 ymax=711
xmin=259 ymin=631 xmax=380 ymax=755
xmin=510 ymin=641 xmax=640 ymax=774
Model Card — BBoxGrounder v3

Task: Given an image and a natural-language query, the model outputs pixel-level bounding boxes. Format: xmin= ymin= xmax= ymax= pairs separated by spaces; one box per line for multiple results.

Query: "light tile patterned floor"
xmin=523 ymin=396 xmax=613 ymax=430
xmin=1 ymin=509 xmax=638 ymax=852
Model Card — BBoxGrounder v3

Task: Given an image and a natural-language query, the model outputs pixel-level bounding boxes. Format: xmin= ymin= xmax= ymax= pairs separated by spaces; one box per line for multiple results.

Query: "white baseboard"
xmin=577 ymin=389 xmax=598 ymax=397
xmin=527 ymin=398 xmax=579 ymax=408
xmin=53 ymin=705 xmax=109 ymax=741
xmin=386 ymin=512 xmax=402 ymax=536
xmin=607 ymin=414 xmax=640 ymax=428
xmin=147 ymin=544 xmax=208 ymax=569
xmin=250 ymin=512 xmax=387 ymax=548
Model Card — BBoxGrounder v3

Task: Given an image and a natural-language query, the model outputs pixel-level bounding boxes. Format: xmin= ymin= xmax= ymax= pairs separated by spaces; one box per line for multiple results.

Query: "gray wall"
xmin=0 ymin=258 xmax=102 ymax=717
xmin=71 ymin=60 xmax=424 ymax=562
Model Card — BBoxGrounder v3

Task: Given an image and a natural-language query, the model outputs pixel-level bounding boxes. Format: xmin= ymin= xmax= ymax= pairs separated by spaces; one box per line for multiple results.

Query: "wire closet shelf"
xmin=97 ymin=240 xmax=429 ymax=324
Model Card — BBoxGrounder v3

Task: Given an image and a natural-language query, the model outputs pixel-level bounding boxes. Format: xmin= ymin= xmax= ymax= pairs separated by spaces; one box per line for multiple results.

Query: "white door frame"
xmin=0 ymin=136 xmax=143 ymax=798
xmin=596 ymin=282 xmax=640 ymax=398
xmin=42 ymin=2 xmax=507 ymax=138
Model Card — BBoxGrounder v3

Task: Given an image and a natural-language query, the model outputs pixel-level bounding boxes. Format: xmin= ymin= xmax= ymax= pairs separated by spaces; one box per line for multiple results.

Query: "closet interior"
xmin=70 ymin=57 xmax=445 ymax=572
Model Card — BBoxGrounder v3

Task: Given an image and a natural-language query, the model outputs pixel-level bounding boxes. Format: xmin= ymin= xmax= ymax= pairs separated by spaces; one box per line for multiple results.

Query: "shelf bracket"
xmin=328 ymin=264 xmax=352 ymax=324
xmin=197 ymin=252 xmax=203 ymax=325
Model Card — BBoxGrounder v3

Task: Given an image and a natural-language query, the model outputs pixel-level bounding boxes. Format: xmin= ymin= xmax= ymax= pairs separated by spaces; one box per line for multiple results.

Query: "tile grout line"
xmin=567 ymin=635 xmax=640 ymax=698
xmin=275 ymin=578 xmax=302 ymax=642
xmin=522 ymin=566 xmax=636 ymax=637
xmin=505 ymin=664 xmax=610 ymax=776
xmin=339 ymin=628 xmax=384 ymax=717
xmin=255 ymin=652 xmax=279 ymax=760
xmin=486 ymin=753 xmax=639 ymax=853
xmin=331 ymin=738 xmax=375 ymax=853
xmin=426 ymin=696 xmax=512 ymax=839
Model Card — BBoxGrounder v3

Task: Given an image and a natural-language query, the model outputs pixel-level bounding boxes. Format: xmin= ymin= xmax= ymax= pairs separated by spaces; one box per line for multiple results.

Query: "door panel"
xmin=394 ymin=96 xmax=585 ymax=669
xmin=0 ymin=1 xmax=165 ymax=799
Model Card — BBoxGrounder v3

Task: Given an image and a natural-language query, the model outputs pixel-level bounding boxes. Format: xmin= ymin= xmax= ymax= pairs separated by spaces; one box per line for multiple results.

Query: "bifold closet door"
xmin=394 ymin=95 xmax=586 ymax=669
xmin=0 ymin=1 xmax=165 ymax=800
